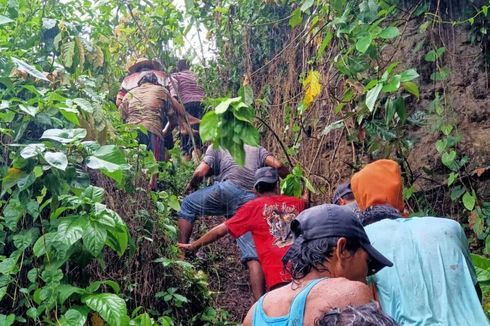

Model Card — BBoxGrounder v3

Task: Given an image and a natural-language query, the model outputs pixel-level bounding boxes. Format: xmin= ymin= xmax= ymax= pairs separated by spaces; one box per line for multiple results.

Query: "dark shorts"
xmin=180 ymin=101 xmax=203 ymax=155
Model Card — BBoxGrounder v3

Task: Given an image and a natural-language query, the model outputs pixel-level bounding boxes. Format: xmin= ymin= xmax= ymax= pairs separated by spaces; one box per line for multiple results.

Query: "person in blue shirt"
xmin=351 ymin=159 xmax=488 ymax=326
xmin=242 ymin=204 xmax=393 ymax=326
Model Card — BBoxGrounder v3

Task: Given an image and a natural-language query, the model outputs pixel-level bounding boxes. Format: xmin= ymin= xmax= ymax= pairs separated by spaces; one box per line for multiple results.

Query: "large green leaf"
xmin=73 ymin=98 xmax=94 ymax=113
xmin=11 ymin=57 xmax=49 ymax=81
xmin=199 ymin=111 xmax=219 ymax=142
xmin=365 ymin=83 xmax=383 ymax=112
xmin=462 ymin=192 xmax=476 ymax=211
xmin=86 ymin=145 xmax=129 ymax=184
xmin=41 ymin=128 xmax=87 ymax=143
xmin=356 ymin=34 xmax=373 ymax=53
xmin=56 ymin=216 xmax=88 ymax=247
xmin=289 ymin=8 xmax=302 ymax=27
xmin=61 ymin=41 xmax=76 ymax=68
xmin=43 ymin=152 xmax=68 ymax=171
xmin=0 ymin=15 xmax=14 ymax=25
xmin=215 ymin=97 xmax=241 ymax=114
xmin=18 ymin=104 xmax=39 ymax=117
xmin=82 ymin=293 xmax=129 ymax=326
xmin=3 ymin=198 xmax=24 ymax=231
xmin=378 ymin=26 xmax=400 ymax=39
xmin=0 ymin=314 xmax=15 ymax=326
xmin=83 ymin=222 xmax=107 ymax=257
xmin=58 ymin=284 xmax=85 ymax=304
xmin=20 ymin=143 xmax=46 ymax=159
xmin=399 ymin=69 xmax=419 ymax=82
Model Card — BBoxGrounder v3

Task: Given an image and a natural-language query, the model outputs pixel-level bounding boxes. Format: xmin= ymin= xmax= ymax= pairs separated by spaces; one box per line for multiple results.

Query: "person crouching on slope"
xmin=178 ymin=167 xmax=305 ymax=293
xmin=351 ymin=159 xmax=488 ymax=326
xmin=243 ymin=204 xmax=393 ymax=326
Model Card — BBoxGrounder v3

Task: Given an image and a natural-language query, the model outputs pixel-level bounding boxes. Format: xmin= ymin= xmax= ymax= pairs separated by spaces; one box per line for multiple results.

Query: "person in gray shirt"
xmin=178 ymin=144 xmax=288 ymax=299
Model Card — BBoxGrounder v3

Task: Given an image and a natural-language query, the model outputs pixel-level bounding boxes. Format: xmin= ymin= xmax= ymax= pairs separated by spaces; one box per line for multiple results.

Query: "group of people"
xmin=115 ymin=57 xmax=204 ymax=173
xmin=114 ymin=58 xmax=487 ymax=325
xmin=176 ymin=145 xmax=488 ymax=325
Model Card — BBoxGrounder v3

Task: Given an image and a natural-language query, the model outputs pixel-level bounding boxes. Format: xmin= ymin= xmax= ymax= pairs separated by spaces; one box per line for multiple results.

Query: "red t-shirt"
xmin=225 ymin=195 xmax=305 ymax=289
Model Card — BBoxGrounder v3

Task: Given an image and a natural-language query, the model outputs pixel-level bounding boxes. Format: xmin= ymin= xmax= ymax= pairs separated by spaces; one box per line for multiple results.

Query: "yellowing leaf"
xmin=303 ymin=70 xmax=321 ymax=106
xmin=7 ymin=167 xmax=22 ymax=177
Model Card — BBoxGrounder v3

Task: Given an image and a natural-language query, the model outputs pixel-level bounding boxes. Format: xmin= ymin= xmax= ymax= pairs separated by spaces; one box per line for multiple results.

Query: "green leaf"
xmin=58 ymin=284 xmax=85 ymax=304
xmin=402 ymin=82 xmax=420 ymax=98
xmin=86 ymin=145 xmax=129 ymax=184
xmin=199 ymin=111 xmax=219 ymax=142
xmin=356 ymin=34 xmax=373 ymax=53
xmin=430 ymin=67 xmax=450 ymax=81
xmin=378 ymin=26 xmax=400 ymax=39
xmin=450 ymin=185 xmax=465 ymax=201
xmin=462 ymin=192 xmax=476 ymax=211
xmin=82 ymin=186 xmax=105 ymax=203
xmin=382 ymin=75 xmax=401 ymax=93
xmin=447 ymin=172 xmax=458 ymax=186
xmin=440 ymin=124 xmax=453 ymax=136
xmin=61 ymin=41 xmax=75 ymax=68
xmin=82 ymin=293 xmax=129 ymax=326
xmin=167 ymin=195 xmax=180 ymax=211
xmin=56 ymin=216 xmax=88 ymax=247
xmin=11 ymin=57 xmax=49 ymax=82
xmin=365 ymin=83 xmax=383 ymax=112
xmin=27 ymin=268 xmax=38 ymax=283
xmin=83 ymin=222 xmax=107 ymax=257
xmin=43 ymin=152 xmax=68 ymax=171
xmin=59 ymin=309 xmax=87 ymax=326
xmin=239 ymin=85 xmax=254 ymax=106
xmin=483 ymin=5 xmax=488 ymax=16
xmin=20 ymin=143 xmax=46 ymax=159
xmin=73 ymin=98 xmax=94 ymax=113
xmin=33 ymin=233 xmax=54 ymax=257
xmin=300 ymin=0 xmax=314 ymax=12
xmin=18 ymin=104 xmax=39 ymax=117
xmin=399 ymin=69 xmax=419 ymax=82
xmin=41 ymin=128 xmax=87 ymax=143
xmin=3 ymin=198 xmax=24 ymax=231
xmin=289 ymin=8 xmax=302 ymax=28
xmin=0 ymin=314 xmax=15 ymax=326
xmin=0 ymin=15 xmax=14 ymax=25
xmin=441 ymin=150 xmax=457 ymax=168
xmin=435 ymin=139 xmax=447 ymax=153
xmin=321 ymin=120 xmax=344 ymax=136
xmin=215 ymin=97 xmax=241 ymax=114
xmin=316 ymin=31 xmax=332 ymax=59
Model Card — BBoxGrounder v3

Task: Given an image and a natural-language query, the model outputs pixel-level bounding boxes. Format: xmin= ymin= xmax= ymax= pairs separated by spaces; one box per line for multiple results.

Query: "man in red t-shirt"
xmin=177 ymin=167 xmax=305 ymax=296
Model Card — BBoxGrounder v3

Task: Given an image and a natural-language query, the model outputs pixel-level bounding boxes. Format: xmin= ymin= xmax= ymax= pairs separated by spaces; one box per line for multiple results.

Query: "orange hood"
xmin=351 ymin=159 xmax=404 ymax=212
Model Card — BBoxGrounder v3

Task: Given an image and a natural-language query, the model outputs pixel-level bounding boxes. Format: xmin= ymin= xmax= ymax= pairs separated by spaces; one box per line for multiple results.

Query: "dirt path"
xmin=192 ymin=217 xmax=255 ymax=322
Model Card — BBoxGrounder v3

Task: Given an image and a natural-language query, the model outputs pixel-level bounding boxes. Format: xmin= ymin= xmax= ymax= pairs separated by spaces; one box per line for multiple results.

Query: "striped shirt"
xmin=171 ymin=70 xmax=205 ymax=104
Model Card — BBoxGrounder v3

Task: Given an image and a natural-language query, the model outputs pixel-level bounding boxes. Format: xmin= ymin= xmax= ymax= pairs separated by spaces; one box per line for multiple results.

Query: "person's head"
xmin=128 ymin=58 xmax=162 ymax=74
xmin=332 ymin=182 xmax=356 ymax=205
xmin=315 ymin=303 xmax=400 ymax=326
xmin=254 ymin=167 xmax=279 ymax=195
xmin=350 ymin=159 xmax=403 ymax=212
xmin=283 ymin=205 xmax=392 ymax=283
xmin=177 ymin=59 xmax=190 ymax=72
xmin=137 ymin=72 xmax=159 ymax=86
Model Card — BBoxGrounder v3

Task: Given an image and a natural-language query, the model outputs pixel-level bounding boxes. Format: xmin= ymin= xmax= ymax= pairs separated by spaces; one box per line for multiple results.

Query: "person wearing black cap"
xmin=332 ymin=182 xmax=360 ymax=217
xmin=178 ymin=167 xmax=305 ymax=300
xmin=243 ymin=204 xmax=393 ymax=326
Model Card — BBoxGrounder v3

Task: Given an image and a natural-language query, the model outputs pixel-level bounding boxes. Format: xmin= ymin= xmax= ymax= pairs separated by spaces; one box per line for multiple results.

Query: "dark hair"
xmin=255 ymin=181 xmax=277 ymax=194
xmin=315 ymin=303 xmax=399 ymax=326
xmin=285 ymin=237 xmax=362 ymax=281
xmin=341 ymin=193 xmax=355 ymax=202
xmin=177 ymin=59 xmax=190 ymax=71
xmin=138 ymin=72 xmax=159 ymax=86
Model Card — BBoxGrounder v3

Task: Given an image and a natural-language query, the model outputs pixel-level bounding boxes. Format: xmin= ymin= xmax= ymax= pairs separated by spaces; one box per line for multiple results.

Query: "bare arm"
xmin=185 ymin=161 xmax=211 ymax=193
xmin=177 ymin=223 xmax=228 ymax=251
xmin=264 ymin=155 xmax=289 ymax=178
xmin=242 ymin=303 xmax=255 ymax=326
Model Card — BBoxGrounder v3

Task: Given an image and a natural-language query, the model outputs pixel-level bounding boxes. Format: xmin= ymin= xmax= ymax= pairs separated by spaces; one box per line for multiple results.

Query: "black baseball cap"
xmin=332 ymin=182 xmax=353 ymax=204
xmin=254 ymin=167 xmax=279 ymax=188
xmin=285 ymin=204 xmax=392 ymax=275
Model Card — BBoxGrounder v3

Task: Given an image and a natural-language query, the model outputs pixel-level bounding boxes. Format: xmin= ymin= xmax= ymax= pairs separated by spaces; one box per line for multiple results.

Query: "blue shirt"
xmin=366 ymin=217 xmax=488 ymax=325
xmin=252 ymin=278 xmax=324 ymax=325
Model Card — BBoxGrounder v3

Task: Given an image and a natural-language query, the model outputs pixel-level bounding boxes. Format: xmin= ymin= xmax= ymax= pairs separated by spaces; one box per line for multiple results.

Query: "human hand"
xmin=177 ymin=242 xmax=195 ymax=251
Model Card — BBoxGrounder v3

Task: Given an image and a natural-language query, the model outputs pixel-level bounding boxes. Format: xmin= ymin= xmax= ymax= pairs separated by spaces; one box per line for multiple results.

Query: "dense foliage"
xmin=1 ymin=0 xmax=490 ymax=324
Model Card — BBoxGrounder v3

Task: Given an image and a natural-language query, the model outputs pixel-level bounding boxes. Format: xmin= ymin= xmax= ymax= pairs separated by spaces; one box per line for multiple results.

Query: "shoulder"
xmin=314 ymin=278 xmax=372 ymax=303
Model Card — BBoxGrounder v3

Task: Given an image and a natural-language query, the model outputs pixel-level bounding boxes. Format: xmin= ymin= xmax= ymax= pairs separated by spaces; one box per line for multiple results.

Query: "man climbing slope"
xmin=243 ymin=204 xmax=393 ymax=325
xmin=351 ymin=159 xmax=488 ymax=326
xmin=178 ymin=145 xmax=288 ymax=299
xmin=178 ymin=167 xmax=305 ymax=294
